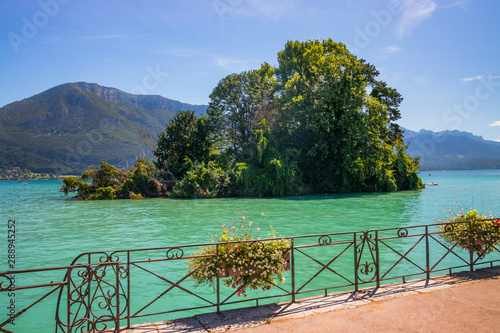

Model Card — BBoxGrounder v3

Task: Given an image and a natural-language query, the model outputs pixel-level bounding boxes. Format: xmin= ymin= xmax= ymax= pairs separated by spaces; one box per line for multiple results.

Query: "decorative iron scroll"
xmin=355 ymin=231 xmax=378 ymax=283
xmin=444 ymin=223 xmax=454 ymax=233
xmin=57 ymin=262 xmax=128 ymax=333
xmin=397 ymin=228 xmax=409 ymax=237
xmin=0 ymin=274 xmax=14 ymax=291
xmin=166 ymin=247 xmax=184 ymax=259
xmin=318 ymin=235 xmax=332 ymax=245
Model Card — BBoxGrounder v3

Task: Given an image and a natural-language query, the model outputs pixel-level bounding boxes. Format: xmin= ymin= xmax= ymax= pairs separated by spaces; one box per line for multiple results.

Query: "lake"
xmin=1 ymin=170 xmax=499 ymax=332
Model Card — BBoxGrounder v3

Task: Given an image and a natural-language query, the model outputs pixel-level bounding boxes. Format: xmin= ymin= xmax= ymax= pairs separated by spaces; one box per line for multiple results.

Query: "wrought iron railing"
xmin=1 ymin=219 xmax=500 ymax=333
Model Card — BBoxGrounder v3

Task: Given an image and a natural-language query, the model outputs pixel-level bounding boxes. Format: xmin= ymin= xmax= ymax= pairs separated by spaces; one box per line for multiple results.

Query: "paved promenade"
xmin=117 ymin=266 xmax=500 ymax=333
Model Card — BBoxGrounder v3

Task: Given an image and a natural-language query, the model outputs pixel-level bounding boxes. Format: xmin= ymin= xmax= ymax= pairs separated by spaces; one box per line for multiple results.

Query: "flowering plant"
xmin=438 ymin=209 xmax=500 ymax=258
xmin=186 ymin=211 xmax=290 ymax=297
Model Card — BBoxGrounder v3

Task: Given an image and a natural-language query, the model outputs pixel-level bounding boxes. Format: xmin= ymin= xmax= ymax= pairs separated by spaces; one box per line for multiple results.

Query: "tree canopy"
xmin=147 ymin=39 xmax=422 ymax=197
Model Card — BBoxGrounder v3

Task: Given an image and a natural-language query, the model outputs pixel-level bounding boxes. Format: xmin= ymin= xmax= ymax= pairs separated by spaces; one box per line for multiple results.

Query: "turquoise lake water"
xmin=1 ymin=170 xmax=500 ymax=331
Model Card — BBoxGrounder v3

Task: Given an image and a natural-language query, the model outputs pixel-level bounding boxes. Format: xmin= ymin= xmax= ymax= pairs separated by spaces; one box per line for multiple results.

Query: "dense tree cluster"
xmin=62 ymin=159 xmax=171 ymax=200
xmin=153 ymin=39 xmax=423 ymax=197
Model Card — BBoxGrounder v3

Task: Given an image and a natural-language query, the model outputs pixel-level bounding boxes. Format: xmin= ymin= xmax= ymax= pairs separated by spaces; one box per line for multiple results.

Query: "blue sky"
xmin=1 ymin=0 xmax=499 ymax=141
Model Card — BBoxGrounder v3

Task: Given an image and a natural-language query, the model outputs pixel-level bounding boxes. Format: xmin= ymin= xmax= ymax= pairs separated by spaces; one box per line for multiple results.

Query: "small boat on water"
xmin=424 ymin=182 xmax=438 ymax=186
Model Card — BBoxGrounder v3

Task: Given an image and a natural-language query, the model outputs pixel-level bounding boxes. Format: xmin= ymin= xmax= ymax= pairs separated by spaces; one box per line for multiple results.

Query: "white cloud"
xmin=214 ymin=0 xmax=297 ymax=21
xmin=489 ymin=121 xmax=500 ymax=127
xmin=440 ymin=0 xmax=472 ymax=9
xmin=462 ymin=75 xmax=500 ymax=82
xmin=214 ymin=56 xmax=249 ymax=71
xmin=396 ymin=0 xmax=437 ymax=38
xmin=462 ymin=75 xmax=484 ymax=82
xmin=387 ymin=45 xmax=402 ymax=53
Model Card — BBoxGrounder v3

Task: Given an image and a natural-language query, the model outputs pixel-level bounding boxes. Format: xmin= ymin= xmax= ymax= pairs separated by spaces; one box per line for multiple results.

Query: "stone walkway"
xmin=114 ymin=266 xmax=500 ymax=333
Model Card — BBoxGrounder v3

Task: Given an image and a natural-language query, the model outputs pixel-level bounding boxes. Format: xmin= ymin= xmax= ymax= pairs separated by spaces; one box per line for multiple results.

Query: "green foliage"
xmin=438 ymin=209 xmax=500 ymax=258
xmin=207 ymin=66 xmax=278 ymax=154
xmin=393 ymin=140 xmax=424 ymax=190
xmin=234 ymin=121 xmax=300 ymax=197
xmin=87 ymin=186 xmax=116 ymax=200
xmin=170 ymin=160 xmax=232 ymax=198
xmin=154 ymin=111 xmax=212 ymax=178
xmin=274 ymin=39 xmax=417 ymax=193
xmin=62 ymin=158 xmax=166 ymax=200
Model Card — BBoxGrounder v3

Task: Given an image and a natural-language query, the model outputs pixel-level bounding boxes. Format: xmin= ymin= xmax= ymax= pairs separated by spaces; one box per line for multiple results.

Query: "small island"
xmin=62 ymin=39 xmax=422 ymax=200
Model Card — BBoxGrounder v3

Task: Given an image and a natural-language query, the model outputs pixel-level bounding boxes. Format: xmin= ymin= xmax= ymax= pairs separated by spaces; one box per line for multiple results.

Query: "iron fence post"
xmin=87 ymin=255 xmax=91 ymax=332
xmin=354 ymin=232 xmax=358 ymax=292
xmin=291 ymin=238 xmax=295 ymax=303
xmin=67 ymin=267 xmax=71 ymax=333
xmin=116 ymin=262 xmax=120 ymax=332
xmin=425 ymin=226 xmax=430 ymax=280
xmin=469 ymin=221 xmax=474 ymax=272
xmin=216 ymin=243 xmax=220 ymax=314
xmin=127 ymin=251 xmax=130 ymax=329
xmin=375 ymin=231 xmax=380 ymax=288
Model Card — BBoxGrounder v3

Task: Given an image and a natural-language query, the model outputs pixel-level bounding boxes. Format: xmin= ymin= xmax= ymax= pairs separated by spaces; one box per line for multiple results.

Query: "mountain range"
xmin=1 ymin=82 xmax=499 ymax=174
xmin=404 ymin=128 xmax=500 ymax=170
xmin=0 ymin=82 xmax=207 ymax=174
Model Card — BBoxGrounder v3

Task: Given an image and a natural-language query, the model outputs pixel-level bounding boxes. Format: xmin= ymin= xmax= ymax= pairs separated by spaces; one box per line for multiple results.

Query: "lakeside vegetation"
xmin=63 ymin=39 xmax=422 ymax=199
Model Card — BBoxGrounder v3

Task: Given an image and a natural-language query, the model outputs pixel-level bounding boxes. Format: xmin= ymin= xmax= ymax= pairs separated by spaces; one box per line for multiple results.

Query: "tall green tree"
xmin=273 ymin=39 xmax=419 ymax=192
xmin=207 ymin=64 xmax=278 ymax=156
xmin=154 ymin=111 xmax=211 ymax=178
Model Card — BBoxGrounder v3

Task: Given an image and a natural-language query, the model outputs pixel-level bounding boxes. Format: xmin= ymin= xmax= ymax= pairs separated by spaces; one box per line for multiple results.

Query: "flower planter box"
xmin=217 ymin=251 xmax=290 ymax=278
xmin=465 ymin=239 xmax=488 ymax=247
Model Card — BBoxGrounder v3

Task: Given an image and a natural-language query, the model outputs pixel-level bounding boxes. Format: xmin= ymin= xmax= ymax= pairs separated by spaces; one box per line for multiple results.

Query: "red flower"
xmin=266 ymin=286 xmax=271 ymax=290
xmin=494 ymin=219 xmax=500 ymax=226
xmin=460 ymin=215 xmax=464 ymax=218
xmin=237 ymin=248 xmax=241 ymax=252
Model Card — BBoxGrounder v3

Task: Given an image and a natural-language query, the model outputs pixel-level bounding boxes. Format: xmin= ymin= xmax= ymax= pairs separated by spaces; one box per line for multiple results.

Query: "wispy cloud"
xmin=213 ymin=0 xmax=297 ymax=21
xmin=80 ymin=34 xmax=136 ymax=42
xmin=462 ymin=75 xmax=500 ymax=82
xmin=396 ymin=0 xmax=437 ymax=38
xmin=245 ymin=0 xmax=297 ymax=19
xmin=157 ymin=47 xmax=209 ymax=58
xmin=440 ymin=0 xmax=472 ymax=9
xmin=489 ymin=121 xmax=500 ymax=127
xmin=386 ymin=45 xmax=402 ymax=54
xmin=150 ymin=46 xmax=252 ymax=72
xmin=214 ymin=56 xmax=250 ymax=71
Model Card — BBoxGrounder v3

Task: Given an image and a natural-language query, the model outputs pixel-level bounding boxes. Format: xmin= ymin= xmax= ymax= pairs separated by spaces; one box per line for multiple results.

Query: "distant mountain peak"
xmin=0 ymin=82 xmax=208 ymax=174
xmin=402 ymin=127 xmax=500 ymax=170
